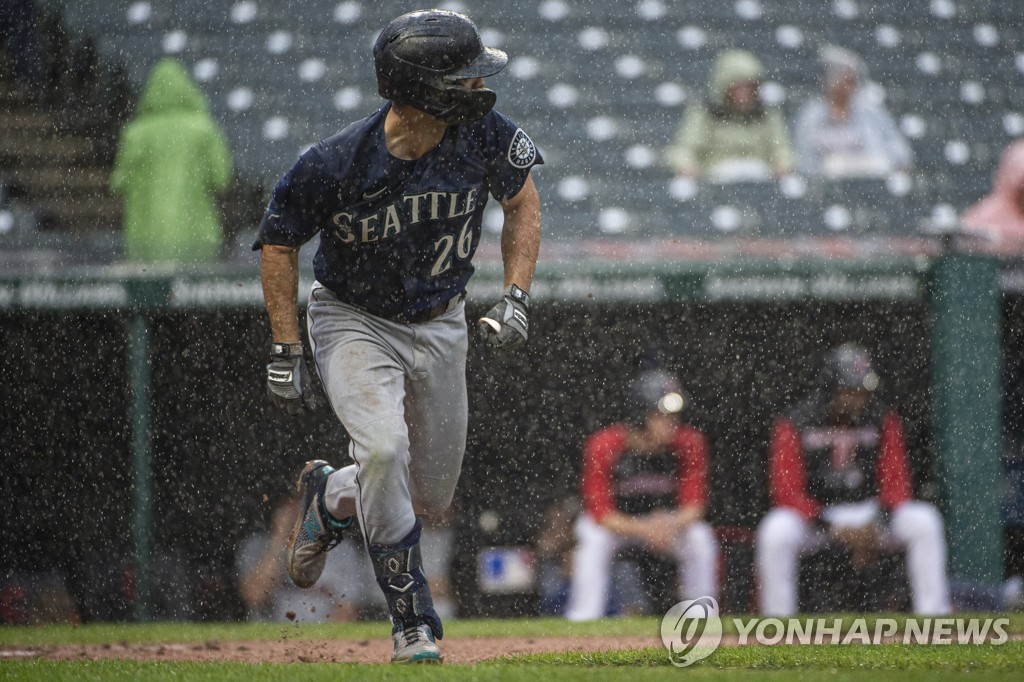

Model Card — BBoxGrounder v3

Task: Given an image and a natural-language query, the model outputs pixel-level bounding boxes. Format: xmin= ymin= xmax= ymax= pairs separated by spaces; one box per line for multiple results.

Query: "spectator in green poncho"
xmin=665 ymin=49 xmax=794 ymax=182
xmin=112 ymin=58 xmax=232 ymax=264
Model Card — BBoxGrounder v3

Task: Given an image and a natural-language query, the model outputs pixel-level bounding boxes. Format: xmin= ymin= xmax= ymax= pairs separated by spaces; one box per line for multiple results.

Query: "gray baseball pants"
xmin=306 ymin=283 xmax=468 ymax=546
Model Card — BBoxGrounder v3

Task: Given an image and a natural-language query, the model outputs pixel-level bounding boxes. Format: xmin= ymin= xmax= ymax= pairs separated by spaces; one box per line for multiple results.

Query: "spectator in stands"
xmin=793 ymin=46 xmax=913 ymax=179
xmin=236 ymin=491 xmax=384 ymax=623
xmin=565 ymin=369 xmax=718 ymax=621
xmin=960 ymin=139 xmax=1024 ymax=254
xmin=111 ymin=58 xmax=232 ymax=264
xmin=757 ymin=343 xmax=951 ymax=616
xmin=665 ymin=49 xmax=793 ymax=182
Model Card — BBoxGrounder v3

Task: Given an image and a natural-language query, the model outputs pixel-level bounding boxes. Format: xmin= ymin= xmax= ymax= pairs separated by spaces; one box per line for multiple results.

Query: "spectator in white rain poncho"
xmin=793 ymin=46 xmax=913 ymax=179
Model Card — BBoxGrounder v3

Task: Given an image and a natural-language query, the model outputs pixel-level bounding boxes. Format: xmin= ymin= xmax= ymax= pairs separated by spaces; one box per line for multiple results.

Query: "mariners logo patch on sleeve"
xmin=508 ymin=128 xmax=537 ymax=169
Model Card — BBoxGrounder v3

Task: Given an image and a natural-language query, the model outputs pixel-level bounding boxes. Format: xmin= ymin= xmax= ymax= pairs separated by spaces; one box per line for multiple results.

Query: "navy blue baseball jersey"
xmin=255 ymin=105 xmax=542 ymax=320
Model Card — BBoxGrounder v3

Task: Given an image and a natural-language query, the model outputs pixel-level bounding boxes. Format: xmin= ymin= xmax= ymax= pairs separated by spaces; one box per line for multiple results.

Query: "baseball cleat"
xmin=391 ymin=623 xmax=443 ymax=664
xmin=286 ymin=459 xmax=352 ymax=589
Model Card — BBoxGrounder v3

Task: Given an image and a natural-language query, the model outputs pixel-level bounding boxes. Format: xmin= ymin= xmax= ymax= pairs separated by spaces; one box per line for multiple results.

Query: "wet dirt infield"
xmin=2 ymin=635 xmax=660 ymax=664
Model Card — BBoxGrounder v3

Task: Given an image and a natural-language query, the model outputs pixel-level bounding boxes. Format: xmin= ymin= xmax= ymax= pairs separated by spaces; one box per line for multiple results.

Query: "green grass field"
xmin=2 ymin=616 xmax=1023 ymax=681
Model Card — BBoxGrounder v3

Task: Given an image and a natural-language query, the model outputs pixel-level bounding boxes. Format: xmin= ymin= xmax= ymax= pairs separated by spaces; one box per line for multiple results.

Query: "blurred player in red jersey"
xmin=565 ymin=369 xmax=718 ymax=620
xmin=757 ymin=343 xmax=951 ymax=615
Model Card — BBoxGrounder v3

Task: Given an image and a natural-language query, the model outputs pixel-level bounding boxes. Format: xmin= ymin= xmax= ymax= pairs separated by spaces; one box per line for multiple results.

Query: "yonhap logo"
xmin=660 ymin=596 xmax=722 ymax=667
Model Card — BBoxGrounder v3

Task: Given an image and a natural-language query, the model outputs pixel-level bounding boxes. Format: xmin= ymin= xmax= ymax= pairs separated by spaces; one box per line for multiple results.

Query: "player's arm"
xmin=260 ymin=244 xmax=302 ymax=344
xmin=670 ymin=428 xmax=709 ymax=528
xmin=498 ymin=173 xmax=540 ymax=292
xmin=260 ymin=243 xmax=316 ymax=416
xmin=255 ymin=152 xmax=324 ymax=416
xmin=479 ymin=174 xmax=540 ymax=349
xmin=769 ymin=418 xmax=822 ymax=521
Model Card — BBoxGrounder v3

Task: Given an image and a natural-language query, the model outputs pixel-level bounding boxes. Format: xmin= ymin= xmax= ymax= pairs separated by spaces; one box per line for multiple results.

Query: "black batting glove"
xmin=266 ymin=342 xmax=315 ymax=416
xmin=478 ymin=284 xmax=529 ymax=350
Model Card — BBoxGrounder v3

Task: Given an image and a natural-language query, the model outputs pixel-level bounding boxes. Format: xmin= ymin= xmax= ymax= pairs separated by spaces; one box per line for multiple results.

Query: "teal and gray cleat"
xmin=391 ymin=624 xmax=443 ymax=664
xmin=286 ymin=459 xmax=352 ymax=589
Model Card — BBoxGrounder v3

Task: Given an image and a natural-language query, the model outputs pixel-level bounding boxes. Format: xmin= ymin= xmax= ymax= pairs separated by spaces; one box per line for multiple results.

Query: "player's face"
xmin=830 ymin=388 xmax=871 ymax=422
xmin=458 ymin=77 xmax=485 ymax=90
xmin=643 ymin=411 xmax=679 ymax=448
xmin=827 ymin=71 xmax=858 ymax=101
xmin=726 ymin=80 xmax=759 ymax=112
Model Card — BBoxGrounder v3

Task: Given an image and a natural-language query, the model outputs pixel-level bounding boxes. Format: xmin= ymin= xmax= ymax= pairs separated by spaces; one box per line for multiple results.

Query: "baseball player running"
xmin=255 ymin=9 xmax=542 ymax=664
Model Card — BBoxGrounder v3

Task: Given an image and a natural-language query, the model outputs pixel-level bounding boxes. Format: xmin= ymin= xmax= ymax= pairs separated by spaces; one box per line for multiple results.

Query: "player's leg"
xmin=367 ymin=302 xmax=468 ymax=662
xmin=889 ymin=500 xmax=952 ymax=614
xmin=756 ymin=507 xmax=809 ymax=616
xmin=308 ymin=291 xmax=418 ymax=546
xmin=673 ymin=520 xmax=719 ymax=600
xmin=403 ymin=301 xmax=469 ymax=518
xmin=312 ymin=296 xmax=462 ymax=663
xmin=565 ymin=514 xmax=621 ymax=621
xmin=286 ymin=459 xmax=355 ymax=589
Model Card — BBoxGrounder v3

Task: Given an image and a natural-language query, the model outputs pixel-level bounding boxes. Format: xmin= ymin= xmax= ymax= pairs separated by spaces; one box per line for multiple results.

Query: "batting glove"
xmin=266 ymin=342 xmax=315 ymax=416
xmin=478 ymin=284 xmax=529 ymax=349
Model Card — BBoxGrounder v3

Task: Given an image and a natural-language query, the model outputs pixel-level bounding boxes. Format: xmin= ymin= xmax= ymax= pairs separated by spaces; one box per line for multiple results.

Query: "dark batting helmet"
xmin=373 ymin=9 xmax=508 ymax=124
xmin=818 ymin=343 xmax=880 ymax=393
xmin=628 ymin=370 xmax=690 ymax=422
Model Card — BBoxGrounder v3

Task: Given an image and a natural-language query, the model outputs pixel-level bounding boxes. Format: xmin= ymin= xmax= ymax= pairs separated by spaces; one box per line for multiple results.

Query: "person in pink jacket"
xmin=961 ymin=140 xmax=1024 ymax=254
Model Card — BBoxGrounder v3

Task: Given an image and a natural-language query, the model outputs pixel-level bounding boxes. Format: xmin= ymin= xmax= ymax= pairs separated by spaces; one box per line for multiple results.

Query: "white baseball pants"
xmin=565 ymin=513 xmax=719 ymax=621
xmin=306 ymin=284 xmax=468 ymax=546
xmin=756 ymin=500 xmax=952 ymax=615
